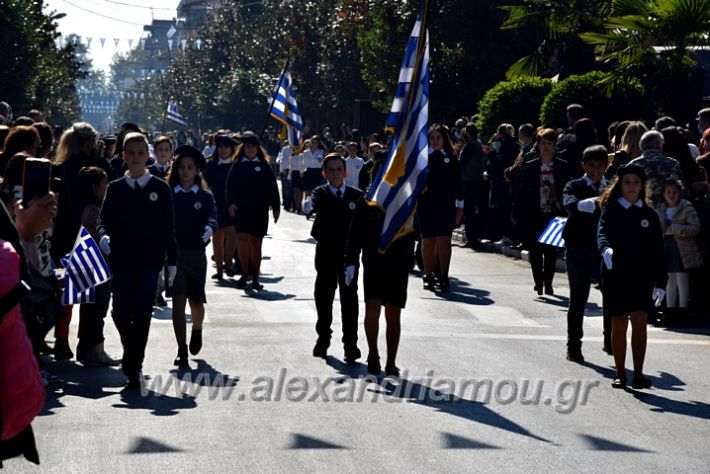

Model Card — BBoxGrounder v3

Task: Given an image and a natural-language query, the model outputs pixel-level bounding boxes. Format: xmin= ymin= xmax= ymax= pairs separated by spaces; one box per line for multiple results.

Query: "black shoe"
xmin=385 ymin=365 xmax=400 ymax=378
xmin=251 ymin=280 xmax=264 ymax=290
xmin=611 ymin=377 xmax=627 ymax=389
xmin=344 ymin=346 xmax=361 ymax=363
xmin=438 ymin=276 xmax=450 ymax=292
xmin=602 ymin=344 xmax=614 ymax=356
xmin=225 ymin=268 xmax=235 ymax=277
xmin=544 ymin=284 xmax=554 ymax=295
xmin=155 ymin=294 xmax=167 ymax=307
xmin=423 ymin=274 xmax=436 ymax=291
xmin=211 ymin=271 xmax=223 ymax=280
xmin=367 ymin=354 xmax=381 ymax=375
xmin=126 ymin=373 xmax=143 ymax=389
xmin=54 ymin=338 xmax=74 ymax=360
xmin=313 ymin=343 xmax=328 ymax=358
xmin=189 ymin=329 xmax=202 ymax=355
xmin=534 ymin=285 xmax=543 ymax=296
xmin=174 ymin=345 xmax=189 ymax=366
xmin=566 ymin=349 xmax=585 ymax=363
xmin=236 ymin=277 xmax=247 ymax=289
xmin=631 ymin=375 xmax=652 ymax=389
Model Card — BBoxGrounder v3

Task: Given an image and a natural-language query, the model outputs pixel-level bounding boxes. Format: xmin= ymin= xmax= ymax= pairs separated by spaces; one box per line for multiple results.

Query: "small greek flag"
xmin=166 ymin=100 xmax=187 ymax=127
xmin=368 ymin=0 xmax=430 ymax=252
xmin=269 ymin=60 xmax=304 ymax=147
xmin=537 ymin=217 xmax=567 ymax=247
xmin=61 ymin=227 xmax=110 ymax=305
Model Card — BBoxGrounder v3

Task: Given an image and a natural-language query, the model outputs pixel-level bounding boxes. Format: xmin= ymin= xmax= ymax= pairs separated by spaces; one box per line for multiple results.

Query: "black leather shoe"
xmin=344 ymin=346 xmax=361 ymax=363
xmin=438 ymin=276 xmax=450 ymax=292
xmin=544 ymin=284 xmax=554 ymax=295
xmin=126 ymin=372 xmax=143 ymax=389
xmin=534 ymin=285 xmax=543 ymax=296
xmin=236 ymin=277 xmax=247 ymax=289
xmin=251 ymin=280 xmax=264 ymax=290
xmin=189 ymin=329 xmax=202 ymax=355
xmin=174 ymin=344 xmax=189 ymax=366
xmin=385 ymin=365 xmax=400 ymax=377
xmin=566 ymin=349 xmax=585 ymax=363
xmin=631 ymin=375 xmax=652 ymax=389
xmin=423 ymin=274 xmax=436 ymax=291
xmin=312 ymin=343 xmax=328 ymax=358
xmin=54 ymin=338 xmax=74 ymax=360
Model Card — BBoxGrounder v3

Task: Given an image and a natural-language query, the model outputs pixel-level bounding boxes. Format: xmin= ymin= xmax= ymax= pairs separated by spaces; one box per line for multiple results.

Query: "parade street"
xmin=9 ymin=210 xmax=710 ymax=473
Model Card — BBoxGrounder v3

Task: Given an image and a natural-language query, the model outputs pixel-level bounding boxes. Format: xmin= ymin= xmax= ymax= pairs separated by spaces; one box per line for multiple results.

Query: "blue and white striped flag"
xmin=537 ymin=217 xmax=567 ymax=247
xmin=368 ymin=2 xmax=430 ymax=252
xmin=270 ymin=61 xmax=304 ymax=147
xmin=62 ymin=265 xmax=95 ymax=305
xmin=61 ymin=227 xmax=110 ymax=305
xmin=166 ymin=100 xmax=187 ymax=127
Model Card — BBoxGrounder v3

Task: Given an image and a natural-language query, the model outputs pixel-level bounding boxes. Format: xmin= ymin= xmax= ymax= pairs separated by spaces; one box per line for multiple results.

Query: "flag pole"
xmin=162 ymin=98 xmax=169 ymax=134
xmin=260 ymin=56 xmax=290 ymax=141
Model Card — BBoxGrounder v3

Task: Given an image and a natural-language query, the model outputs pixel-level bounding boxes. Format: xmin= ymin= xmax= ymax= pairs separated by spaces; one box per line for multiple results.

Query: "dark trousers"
xmin=566 ymin=247 xmax=601 ymax=348
xmin=77 ymin=280 xmax=111 ymax=358
xmin=280 ymin=172 xmax=293 ymax=210
xmin=529 ymin=241 xmax=557 ymax=287
xmin=111 ymin=268 xmax=159 ymax=378
xmin=462 ymin=181 xmax=484 ymax=242
xmin=314 ymin=246 xmax=358 ymax=349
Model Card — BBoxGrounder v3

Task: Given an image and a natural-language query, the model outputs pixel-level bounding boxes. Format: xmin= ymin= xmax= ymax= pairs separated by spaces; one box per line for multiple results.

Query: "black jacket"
xmin=310 ymin=184 xmax=363 ymax=255
xmin=562 ymin=177 xmax=606 ymax=249
xmin=225 ymin=159 xmax=280 ymax=212
xmin=173 ymin=188 xmax=218 ymax=251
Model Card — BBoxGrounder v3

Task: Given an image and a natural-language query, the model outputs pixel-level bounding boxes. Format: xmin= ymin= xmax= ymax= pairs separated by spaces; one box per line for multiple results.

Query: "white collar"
xmin=618 ymin=197 xmax=643 ymax=209
xmin=125 ymin=170 xmax=151 ymax=188
xmin=156 ymin=162 xmax=170 ymax=170
xmin=583 ymin=175 xmax=608 ymax=188
xmin=174 ymin=184 xmax=199 ymax=194
xmin=329 ymin=184 xmax=346 ymax=196
xmin=240 ymin=157 xmax=260 ymax=163
xmin=218 ymin=157 xmax=232 ymax=165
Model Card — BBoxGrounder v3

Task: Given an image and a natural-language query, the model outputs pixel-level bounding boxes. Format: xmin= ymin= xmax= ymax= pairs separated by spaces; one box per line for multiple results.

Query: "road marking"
xmin=408 ymin=333 xmax=710 ymax=346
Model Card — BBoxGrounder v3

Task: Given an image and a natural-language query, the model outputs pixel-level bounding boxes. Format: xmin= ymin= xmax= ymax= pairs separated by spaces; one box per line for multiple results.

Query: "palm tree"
xmin=499 ymin=0 xmax=611 ymax=79
xmin=580 ymin=0 xmax=710 ymax=120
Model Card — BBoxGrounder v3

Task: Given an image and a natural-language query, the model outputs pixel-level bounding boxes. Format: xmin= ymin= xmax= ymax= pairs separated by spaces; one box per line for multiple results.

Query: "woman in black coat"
xmin=225 ymin=132 xmax=280 ymax=290
xmin=597 ymin=163 xmax=666 ymax=389
xmin=511 ymin=128 xmax=570 ymax=295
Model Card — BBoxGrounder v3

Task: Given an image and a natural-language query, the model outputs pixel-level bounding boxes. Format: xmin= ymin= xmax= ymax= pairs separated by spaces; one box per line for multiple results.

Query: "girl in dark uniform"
xmin=418 ymin=124 xmax=464 ymax=292
xmin=598 ymin=163 xmax=666 ymax=389
xmin=225 ymin=132 xmax=280 ymax=290
xmin=166 ymin=146 xmax=217 ymax=366
xmin=203 ymin=134 xmax=237 ymax=280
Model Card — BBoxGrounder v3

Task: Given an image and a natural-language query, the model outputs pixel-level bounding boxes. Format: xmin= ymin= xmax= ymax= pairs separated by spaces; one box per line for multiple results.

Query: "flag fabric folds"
xmin=269 ymin=61 xmax=304 ymax=147
xmin=62 ymin=227 xmax=111 ymax=305
xmin=166 ymin=100 xmax=187 ymax=127
xmin=367 ymin=3 xmax=430 ymax=252
xmin=537 ymin=217 xmax=567 ymax=247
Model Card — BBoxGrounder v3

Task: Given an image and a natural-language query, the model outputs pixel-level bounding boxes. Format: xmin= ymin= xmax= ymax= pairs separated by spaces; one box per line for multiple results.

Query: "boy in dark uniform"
xmin=311 ymin=154 xmax=363 ymax=362
xmin=562 ymin=145 xmax=609 ymax=362
xmin=98 ymin=132 xmax=178 ymax=388
xmin=148 ymin=136 xmax=173 ymax=180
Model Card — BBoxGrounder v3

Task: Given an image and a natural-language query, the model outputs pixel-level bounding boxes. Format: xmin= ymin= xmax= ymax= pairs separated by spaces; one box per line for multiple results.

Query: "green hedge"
xmin=476 ymin=76 xmax=553 ymax=139
xmin=539 ymin=71 xmax=645 ymax=131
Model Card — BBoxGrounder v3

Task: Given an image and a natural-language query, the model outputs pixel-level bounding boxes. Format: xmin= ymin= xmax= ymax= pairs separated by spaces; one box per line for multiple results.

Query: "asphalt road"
xmin=8 ymin=209 xmax=710 ymax=473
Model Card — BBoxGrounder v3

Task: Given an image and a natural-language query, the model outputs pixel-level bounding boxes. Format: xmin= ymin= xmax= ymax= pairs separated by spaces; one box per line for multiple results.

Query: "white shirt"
xmin=299 ymin=148 xmax=324 ymax=172
xmin=174 ymin=184 xmax=199 ymax=194
xmin=154 ymin=163 xmax=170 ymax=173
xmin=582 ymin=175 xmax=608 ymax=191
xmin=344 ymin=156 xmax=364 ymax=187
xmin=218 ymin=158 xmax=232 ymax=165
xmin=328 ymin=184 xmax=346 ymax=197
xmin=277 ymin=146 xmax=293 ymax=172
xmin=124 ymin=170 xmax=152 ymax=189
xmin=618 ymin=197 xmax=643 ymax=209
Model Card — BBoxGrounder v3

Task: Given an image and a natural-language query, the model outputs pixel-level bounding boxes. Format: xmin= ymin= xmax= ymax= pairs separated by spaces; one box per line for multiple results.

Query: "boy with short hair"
xmin=562 ymin=144 xmax=609 ymax=362
xmin=311 ymin=153 xmax=363 ymax=361
xmin=344 ymin=142 xmax=364 ymax=189
xmin=98 ymin=132 xmax=178 ymax=388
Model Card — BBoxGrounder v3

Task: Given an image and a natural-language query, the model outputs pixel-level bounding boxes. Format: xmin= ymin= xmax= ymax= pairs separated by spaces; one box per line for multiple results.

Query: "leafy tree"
xmin=476 ymin=77 xmax=553 ymax=137
xmin=579 ymin=0 xmax=710 ymax=123
xmin=539 ymin=71 xmax=645 ymax=132
xmin=499 ymin=0 xmax=609 ymax=80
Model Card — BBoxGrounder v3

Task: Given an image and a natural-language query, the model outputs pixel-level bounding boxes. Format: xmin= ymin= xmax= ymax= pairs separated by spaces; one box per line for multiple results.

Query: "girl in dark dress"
xmin=418 ymin=124 xmax=463 ymax=292
xmin=225 ymin=132 xmax=280 ymax=290
xmin=598 ymin=163 xmax=666 ymax=389
xmin=511 ymin=128 xmax=570 ymax=295
xmin=203 ymin=134 xmax=237 ymax=280
xmin=166 ymin=146 xmax=218 ymax=366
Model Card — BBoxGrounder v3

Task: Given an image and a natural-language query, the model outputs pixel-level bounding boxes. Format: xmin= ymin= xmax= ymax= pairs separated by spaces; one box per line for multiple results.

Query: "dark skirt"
xmin=418 ymin=196 xmax=456 ymax=238
xmin=602 ymin=268 xmax=654 ymax=316
xmin=301 ymin=168 xmax=324 ymax=192
xmin=217 ymin=208 xmax=234 ymax=229
xmin=290 ymin=169 xmax=302 ymax=189
xmin=234 ymin=206 xmax=269 ymax=237
xmin=362 ymin=234 xmax=415 ymax=308
xmin=168 ymin=250 xmax=207 ymax=302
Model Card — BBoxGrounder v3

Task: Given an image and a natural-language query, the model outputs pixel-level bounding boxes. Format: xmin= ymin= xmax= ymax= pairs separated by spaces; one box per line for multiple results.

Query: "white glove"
xmin=167 ymin=265 xmax=177 ymax=287
xmin=201 ymin=225 xmax=214 ymax=243
xmin=344 ymin=265 xmax=356 ymax=286
xmin=577 ymin=197 xmax=597 ymax=214
xmin=652 ymin=287 xmax=666 ymax=307
xmin=602 ymin=248 xmax=613 ymax=270
xmin=99 ymin=235 xmax=111 ymax=255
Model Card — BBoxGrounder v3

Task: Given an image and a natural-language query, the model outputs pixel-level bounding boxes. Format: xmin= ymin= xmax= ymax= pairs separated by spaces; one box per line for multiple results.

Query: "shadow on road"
xmin=428 ymin=277 xmax=494 ymax=306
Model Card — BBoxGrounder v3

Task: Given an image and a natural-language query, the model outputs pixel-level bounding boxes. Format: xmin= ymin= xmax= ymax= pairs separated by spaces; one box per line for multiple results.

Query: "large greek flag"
xmin=166 ymin=100 xmax=187 ymax=127
xmin=270 ymin=61 xmax=304 ymax=146
xmin=368 ymin=2 xmax=430 ymax=252
xmin=62 ymin=227 xmax=111 ymax=305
